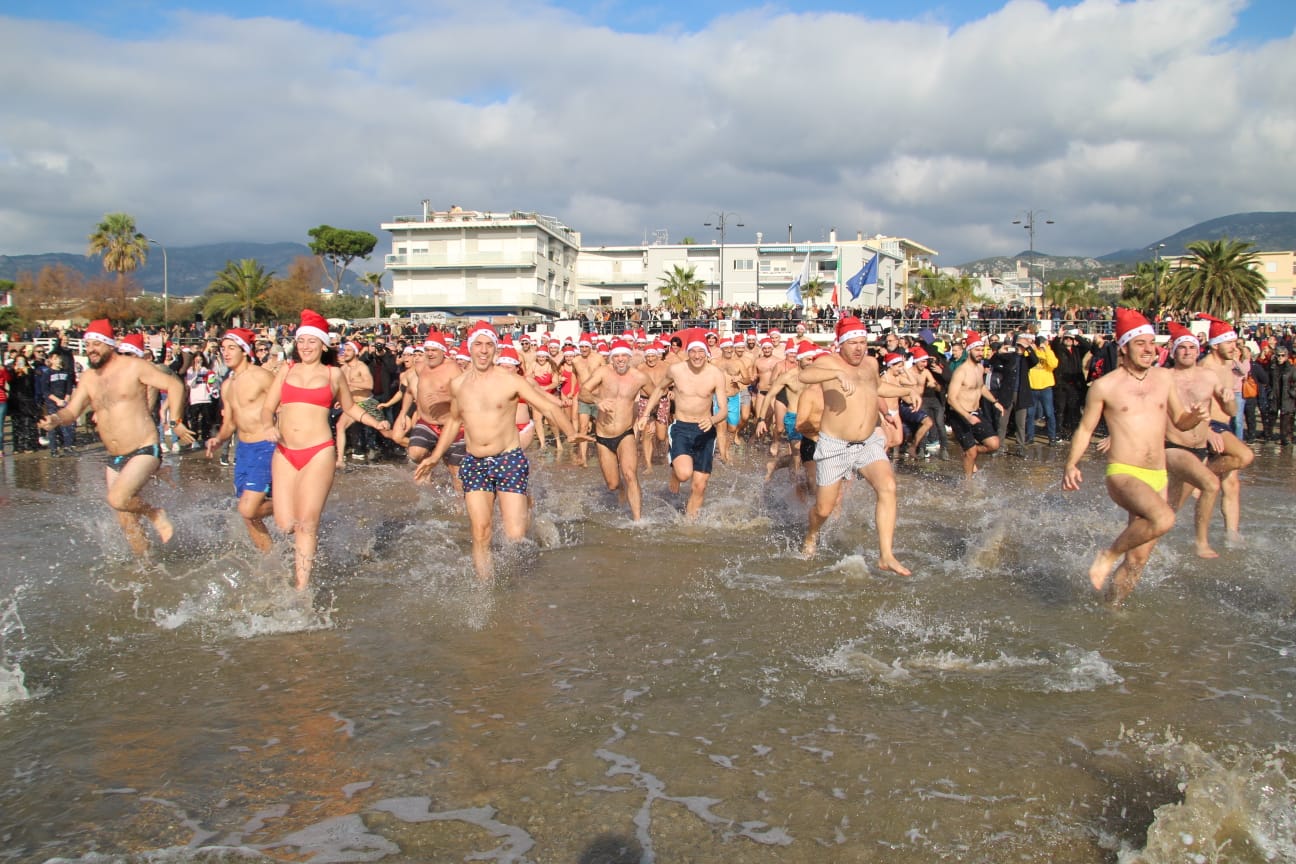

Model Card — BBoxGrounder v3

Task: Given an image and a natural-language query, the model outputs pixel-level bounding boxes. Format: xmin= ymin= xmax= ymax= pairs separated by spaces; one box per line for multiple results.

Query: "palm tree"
xmin=1120 ymin=259 xmax=1169 ymax=312
xmin=801 ymin=277 xmax=826 ymax=306
xmin=1164 ymin=238 xmax=1267 ymax=319
xmin=360 ymin=271 xmax=385 ymax=319
xmin=86 ymin=212 xmax=149 ymax=292
xmin=657 ymin=265 xmax=706 ymax=317
xmin=204 ymin=259 xmax=275 ymax=324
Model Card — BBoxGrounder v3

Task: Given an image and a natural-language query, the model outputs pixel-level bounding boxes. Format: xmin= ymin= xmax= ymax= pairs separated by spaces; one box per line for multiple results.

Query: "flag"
xmin=846 ymin=254 xmax=879 ymax=301
xmin=786 ymin=251 xmax=812 ymax=306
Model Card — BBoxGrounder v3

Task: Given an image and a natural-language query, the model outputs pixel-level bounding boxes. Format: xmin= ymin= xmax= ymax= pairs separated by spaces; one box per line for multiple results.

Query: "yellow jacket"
xmin=1028 ymin=342 xmax=1058 ymax=389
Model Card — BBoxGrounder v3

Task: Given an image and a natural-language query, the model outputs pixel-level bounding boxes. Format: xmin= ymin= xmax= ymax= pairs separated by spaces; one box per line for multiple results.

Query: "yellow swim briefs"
xmin=1105 ymin=462 xmax=1168 ymax=493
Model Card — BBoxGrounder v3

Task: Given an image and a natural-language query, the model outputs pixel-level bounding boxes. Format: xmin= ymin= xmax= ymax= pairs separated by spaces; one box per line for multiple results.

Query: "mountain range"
xmin=2 ymin=212 xmax=1293 ymax=296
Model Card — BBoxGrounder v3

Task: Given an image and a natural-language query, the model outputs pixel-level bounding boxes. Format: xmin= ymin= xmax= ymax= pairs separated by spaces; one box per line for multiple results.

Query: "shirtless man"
xmin=584 ymin=341 xmax=652 ymax=520
xmin=1062 ymin=309 xmax=1210 ymax=605
xmin=1163 ymin=322 xmax=1229 ymax=559
xmin=879 ymin=354 xmax=932 ymax=460
xmin=636 ymin=342 xmax=671 ymax=472
xmin=797 ymin=317 xmax=920 ymax=573
xmin=946 ymin=332 xmax=1004 ymax=477
xmin=402 ymin=333 xmax=465 ymax=490
xmin=571 ymin=335 xmax=605 ymax=467
xmin=414 ymin=322 xmax=587 ymax=581
xmin=733 ymin=337 xmax=759 ymax=438
xmin=754 ymin=338 xmax=782 ymax=448
xmin=334 ymin=341 xmax=377 ymax=465
xmin=713 ymin=338 xmax=750 ymax=462
xmin=39 ymin=319 xmax=194 ymax=555
xmin=757 ymin=341 xmax=820 ymax=484
xmin=204 ymin=327 xmax=276 ymax=551
xmin=1196 ymin=314 xmax=1254 ymax=545
xmin=636 ymin=329 xmax=729 ymax=518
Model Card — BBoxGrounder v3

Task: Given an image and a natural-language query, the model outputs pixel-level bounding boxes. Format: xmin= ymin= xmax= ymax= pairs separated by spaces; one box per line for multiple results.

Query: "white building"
xmin=382 ymin=204 xmax=935 ymax=318
xmin=382 ymin=203 xmax=581 ymax=317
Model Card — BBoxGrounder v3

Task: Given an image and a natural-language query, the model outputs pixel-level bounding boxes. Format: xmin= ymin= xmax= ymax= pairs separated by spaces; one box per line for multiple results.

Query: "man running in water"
xmin=1062 ymin=309 xmax=1209 ymax=605
xmin=40 ymin=319 xmax=194 ymax=555
xmin=584 ymin=340 xmax=652 ymax=520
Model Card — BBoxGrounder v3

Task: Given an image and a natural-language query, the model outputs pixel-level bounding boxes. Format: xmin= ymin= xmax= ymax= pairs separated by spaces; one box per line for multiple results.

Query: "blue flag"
xmin=846 ymin=254 xmax=879 ymax=301
xmin=786 ymin=251 xmax=811 ymax=306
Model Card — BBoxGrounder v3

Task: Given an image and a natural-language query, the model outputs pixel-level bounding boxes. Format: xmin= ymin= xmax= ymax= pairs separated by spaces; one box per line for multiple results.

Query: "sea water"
xmin=1 ymin=443 xmax=1294 ymax=863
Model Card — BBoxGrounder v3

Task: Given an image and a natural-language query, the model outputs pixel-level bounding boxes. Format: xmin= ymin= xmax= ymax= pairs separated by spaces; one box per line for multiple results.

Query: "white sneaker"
xmin=39 ymin=436 xmax=49 ymax=447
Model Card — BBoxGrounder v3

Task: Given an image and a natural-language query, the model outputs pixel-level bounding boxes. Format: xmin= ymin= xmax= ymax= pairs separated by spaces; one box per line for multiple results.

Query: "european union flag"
xmin=846 ymin=254 xmax=879 ymax=301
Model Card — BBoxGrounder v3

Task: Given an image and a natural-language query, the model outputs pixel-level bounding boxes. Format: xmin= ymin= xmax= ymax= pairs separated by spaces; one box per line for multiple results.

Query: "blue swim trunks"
xmin=234 ymin=438 xmax=275 ymax=497
xmin=726 ymin=393 xmax=741 ymax=427
xmin=460 ymin=448 xmax=530 ymax=496
xmin=783 ymin=411 xmax=803 ymax=443
xmin=668 ymin=420 xmax=717 ymax=475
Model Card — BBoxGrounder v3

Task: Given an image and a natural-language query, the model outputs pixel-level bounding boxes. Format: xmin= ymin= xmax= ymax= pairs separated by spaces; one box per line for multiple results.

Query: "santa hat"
xmin=500 ymin=333 xmax=515 ymax=347
xmin=467 ymin=320 xmax=498 ymax=345
xmin=117 ymin=332 xmax=146 ymax=356
xmin=423 ymin=332 xmax=448 ymax=352
xmin=964 ymin=330 xmax=984 ymax=350
xmin=609 ymin=339 xmax=633 ymax=357
xmin=1115 ymin=307 xmax=1156 ymax=347
xmin=496 ymin=345 xmax=521 ymax=366
xmin=835 ymin=316 xmax=868 ymax=344
xmin=796 ymin=339 xmax=821 ymax=360
xmin=883 ymin=352 xmax=904 ymax=367
xmin=222 ymin=327 xmax=256 ymax=356
xmin=636 ymin=330 xmax=649 ymax=344
xmin=84 ymin=318 xmax=117 ymax=347
xmin=536 ymin=344 xmax=552 ymax=358
xmin=1167 ymin=321 xmax=1199 ymax=351
xmin=519 ymin=332 xmax=534 ymax=343
xmin=1197 ymin=313 xmax=1237 ymax=346
xmin=909 ymin=345 xmax=929 ymax=362
xmin=683 ymin=328 xmax=710 ymax=354
xmin=759 ymin=337 xmax=773 ymax=348
xmin=402 ymin=346 xmax=415 ymax=356
xmin=645 ymin=341 xmax=665 ymax=356
xmin=718 ymin=336 xmax=734 ymax=349
xmin=341 ymin=341 xmax=361 ymax=356
xmin=745 ymin=330 xmax=758 ymax=341
xmin=297 ymin=309 xmax=331 ymax=345
xmin=769 ymin=328 xmax=782 ymax=337
xmin=785 ymin=337 xmax=796 ymax=353
xmin=578 ymin=333 xmax=594 ymax=348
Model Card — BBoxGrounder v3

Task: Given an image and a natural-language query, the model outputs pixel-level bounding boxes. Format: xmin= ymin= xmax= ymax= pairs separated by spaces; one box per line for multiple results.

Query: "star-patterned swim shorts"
xmin=459 ymin=448 xmax=530 ymax=496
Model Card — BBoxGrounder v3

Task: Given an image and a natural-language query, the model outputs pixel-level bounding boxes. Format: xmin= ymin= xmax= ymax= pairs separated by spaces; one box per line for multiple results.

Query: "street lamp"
xmin=147 ymin=237 xmax=169 ymax=327
xmin=1149 ymin=243 xmax=1166 ymax=328
xmin=704 ymin=211 xmax=744 ymax=307
xmin=1012 ymin=210 xmax=1054 ymax=307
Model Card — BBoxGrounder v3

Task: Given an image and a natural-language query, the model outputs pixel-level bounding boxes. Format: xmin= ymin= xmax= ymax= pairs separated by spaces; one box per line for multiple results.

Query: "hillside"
xmin=0 ymin=242 xmax=366 ymax=297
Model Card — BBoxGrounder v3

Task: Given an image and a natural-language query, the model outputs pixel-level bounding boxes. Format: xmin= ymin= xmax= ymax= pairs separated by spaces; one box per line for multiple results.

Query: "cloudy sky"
xmin=2 ymin=0 xmax=1293 ymax=266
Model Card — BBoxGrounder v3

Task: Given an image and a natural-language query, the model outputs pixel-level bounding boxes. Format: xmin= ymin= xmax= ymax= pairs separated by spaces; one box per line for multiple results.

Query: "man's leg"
xmin=803 ymin=479 xmax=842 ymax=558
xmin=860 ymin=459 xmax=910 ymax=576
xmin=237 ymin=491 xmax=275 ymax=553
xmin=105 ymin=456 xmax=170 ymax=556
xmin=1166 ymin=450 xmax=1220 ymax=559
xmin=464 ymin=490 xmax=498 ymax=582
xmin=1089 ymin=475 xmax=1175 ymax=600
xmin=617 ymin=435 xmax=643 ymax=521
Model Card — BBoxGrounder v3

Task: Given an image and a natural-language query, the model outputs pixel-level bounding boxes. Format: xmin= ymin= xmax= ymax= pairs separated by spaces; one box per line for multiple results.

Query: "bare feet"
xmin=1194 ymin=542 xmax=1220 ymax=559
xmin=1088 ymin=548 xmax=1119 ymax=592
xmin=878 ymin=556 xmax=912 ymax=577
xmin=801 ymin=535 xmax=818 ymax=558
xmin=150 ymin=509 xmax=175 ymax=544
xmin=668 ymin=473 xmax=681 ymax=494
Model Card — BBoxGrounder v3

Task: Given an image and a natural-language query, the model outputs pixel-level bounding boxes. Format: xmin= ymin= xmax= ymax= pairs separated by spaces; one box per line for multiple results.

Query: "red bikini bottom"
xmin=276 ymin=440 xmax=335 ymax=470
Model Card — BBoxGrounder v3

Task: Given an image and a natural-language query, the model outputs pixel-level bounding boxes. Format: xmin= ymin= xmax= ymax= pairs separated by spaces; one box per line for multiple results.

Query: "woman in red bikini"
xmin=261 ymin=309 xmax=391 ymax=590
xmin=527 ymin=344 xmax=563 ymax=450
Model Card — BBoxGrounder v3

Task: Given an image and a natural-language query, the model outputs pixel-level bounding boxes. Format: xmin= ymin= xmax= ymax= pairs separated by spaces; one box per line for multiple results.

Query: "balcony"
xmin=386 ymin=252 xmax=539 ymax=270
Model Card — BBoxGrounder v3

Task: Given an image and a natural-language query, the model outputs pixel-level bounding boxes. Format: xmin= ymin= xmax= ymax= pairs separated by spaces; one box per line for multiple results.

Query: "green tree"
xmin=1164 ymin=238 xmax=1267 ymax=319
xmin=911 ymin=273 xmax=980 ymax=309
xmin=1120 ymin=259 xmax=1169 ymax=311
xmin=204 ymin=259 xmax=276 ymax=324
xmin=87 ymin=213 xmax=149 ymax=291
xmin=321 ymin=293 xmax=372 ymax=321
xmin=360 ymin=271 xmax=385 ymax=319
xmin=657 ymin=264 xmax=706 ymax=316
xmin=308 ymin=225 xmax=378 ymax=295
xmin=801 ymin=277 xmax=826 ymax=305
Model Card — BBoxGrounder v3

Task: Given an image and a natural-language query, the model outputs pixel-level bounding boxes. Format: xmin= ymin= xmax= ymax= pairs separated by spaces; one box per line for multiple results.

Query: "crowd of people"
xmin=3 ymin=307 xmax=1293 ymax=605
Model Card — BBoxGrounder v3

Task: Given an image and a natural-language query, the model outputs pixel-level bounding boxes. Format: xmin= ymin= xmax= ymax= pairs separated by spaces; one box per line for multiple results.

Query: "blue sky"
xmin=2 ymin=0 xmax=1294 ymax=263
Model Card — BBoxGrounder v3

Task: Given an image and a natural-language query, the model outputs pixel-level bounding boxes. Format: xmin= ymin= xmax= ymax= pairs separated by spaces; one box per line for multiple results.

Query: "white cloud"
xmin=0 ymin=0 xmax=1292 ymax=264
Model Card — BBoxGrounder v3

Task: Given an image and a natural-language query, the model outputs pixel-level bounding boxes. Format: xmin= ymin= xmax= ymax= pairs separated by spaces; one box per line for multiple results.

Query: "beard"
xmin=87 ymin=350 xmax=111 ymax=370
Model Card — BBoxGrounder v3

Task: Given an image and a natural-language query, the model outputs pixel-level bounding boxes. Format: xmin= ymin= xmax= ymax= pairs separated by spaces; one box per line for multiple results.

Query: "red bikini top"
xmin=281 ymin=377 xmax=333 ymax=408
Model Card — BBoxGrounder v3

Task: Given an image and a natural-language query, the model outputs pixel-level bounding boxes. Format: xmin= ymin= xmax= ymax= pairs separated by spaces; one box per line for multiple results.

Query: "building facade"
xmin=382 ymin=203 xmax=581 ymax=317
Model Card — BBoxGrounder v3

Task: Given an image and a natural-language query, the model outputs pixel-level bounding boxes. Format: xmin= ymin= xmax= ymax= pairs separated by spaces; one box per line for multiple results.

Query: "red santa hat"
xmin=222 ymin=327 xmax=256 ymax=356
xmin=467 ymin=320 xmax=498 ymax=345
xmin=608 ymin=339 xmax=633 ymax=357
xmin=496 ymin=345 xmax=521 ymax=366
xmin=745 ymin=329 xmax=758 ymax=341
xmin=909 ymin=345 xmax=929 ymax=362
xmin=835 ymin=316 xmax=868 ymax=344
xmin=1197 ymin=313 xmax=1237 ymax=346
xmin=796 ymin=339 xmax=821 ymax=360
xmin=117 ymin=332 xmax=146 ymax=356
xmin=1167 ymin=321 xmax=1199 ymax=351
xmin=645 ymin=341 xmax=665 ymax=356
xmin=682 ymin=328 xmax=710 ymax=354
xmin=883 ymin=352 xmax=904 ymax=367
xmin=296 ymin=309 xmax=331 ymax=345
xmin=718 ymin=336 xmax=734 ymax=349
xmin=84 ymin=318 xmax=117 ymax=347
xmin=423 ymin=332 xmax=448 ymax=352
xmin=759 ymin=337 xmax=773 ymax=348
xmin=636 ymin=330 xmax=650 ymax=344
xmin=578 ymin=333 xmax=594 ymax=347
xmin=1115 ymin=307 xmax=1155 ymax=347
xmin=964 ymin=330 xmax=984 ymax=350
xmin=536 ymin=344 xmax=551 ymax=358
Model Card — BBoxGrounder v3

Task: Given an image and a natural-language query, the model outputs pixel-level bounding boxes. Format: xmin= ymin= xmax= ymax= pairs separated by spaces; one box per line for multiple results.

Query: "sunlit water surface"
xmin=2 ymin=442 xmax=1294 ymax=863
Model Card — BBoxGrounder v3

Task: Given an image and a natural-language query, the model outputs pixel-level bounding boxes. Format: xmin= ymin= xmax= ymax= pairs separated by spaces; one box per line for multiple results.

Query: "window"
xmin=733 ymin=259 xmax=754 ymax=271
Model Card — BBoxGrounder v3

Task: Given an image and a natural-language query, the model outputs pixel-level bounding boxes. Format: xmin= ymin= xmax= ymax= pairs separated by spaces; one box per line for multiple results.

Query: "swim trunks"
xmin=783 ymin=411 xmax=803 ymax=443
xmin=578 ymin=400 xmax=598 ymax=418
xmin=596 ymin=427 xmax=635 ymax=454
xmin=668 ymin=420 xmax=717 ymax=475
xmin=799 ymin=436 xmax=817 ymax=463
xmin=814 ymin=428 xmax=888 ymax=486
xmin=726 ymin=393 xmax=741 ymax=427
xmin=1105 ymin=462 xmax=1168 ymax=493
xmin=949 ymin=409 xmax=997 ymax=451
xmin=899 ymin=402 xmax=929 ymax=436
xmin=1208 ymin=420 xmax=1232 ymax=435
xmin=1165 ymin=440 xmax=1211 ymax=461
xmin=105 ymin=443 xmax=162 ymax=469
xmin=635 ymin=394 xmax=671 ymax=425
xmin=234 ymin=438 xmax=274 ymax=496
xmin=460 ymin=448 xmax=530 ymax=496
xmin=407 ymin=419 xmax=466 ymax=466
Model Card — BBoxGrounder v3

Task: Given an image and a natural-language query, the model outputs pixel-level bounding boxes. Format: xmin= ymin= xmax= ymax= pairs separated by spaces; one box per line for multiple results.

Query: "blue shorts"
xmin=726 ymin=393 xmax=741 ymax=427
xmin=234 ymin=439 xmax=275 ymax=497
xmin=783 ymin=411 xmax=802 ymax=442
xmin=460 ymin=448 xmax=530 ymax=496
xmin=668 ymin=421 xmax=717 ymax=475
xmin=1208 ymin=419 xmax=1232 ymax=435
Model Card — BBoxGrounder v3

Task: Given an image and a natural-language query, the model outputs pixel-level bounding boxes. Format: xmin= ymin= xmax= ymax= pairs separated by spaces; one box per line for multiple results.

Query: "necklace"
xmin=1125 ymin=366 xmax=1149 ymax=383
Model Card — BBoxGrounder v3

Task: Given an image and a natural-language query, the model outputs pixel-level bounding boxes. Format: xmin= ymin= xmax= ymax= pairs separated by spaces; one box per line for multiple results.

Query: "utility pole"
xmin=1012 ymin=210 xmax=1054 ymax=306
xmin=704 ymin=212 xmax=743 ymax=307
